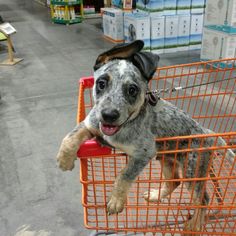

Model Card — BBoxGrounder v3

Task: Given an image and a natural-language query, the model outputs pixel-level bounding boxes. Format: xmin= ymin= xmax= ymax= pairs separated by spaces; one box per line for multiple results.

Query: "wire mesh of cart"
xmin=76 ymin=58 xmax=236 ymax=235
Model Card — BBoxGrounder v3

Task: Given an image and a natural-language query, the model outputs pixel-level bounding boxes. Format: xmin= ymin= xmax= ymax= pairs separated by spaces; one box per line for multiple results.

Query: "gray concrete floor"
xmin=0 ymin=1 xmax=202 ymax=235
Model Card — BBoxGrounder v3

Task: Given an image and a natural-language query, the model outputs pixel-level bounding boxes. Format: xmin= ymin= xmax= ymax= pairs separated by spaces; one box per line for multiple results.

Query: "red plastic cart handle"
xmin=77 ymin=140 xmax=112 ymax=158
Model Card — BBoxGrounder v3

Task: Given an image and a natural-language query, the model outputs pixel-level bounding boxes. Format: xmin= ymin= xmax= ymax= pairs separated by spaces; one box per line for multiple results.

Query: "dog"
xmin=56 ymin=40 xmax=235 ymax=234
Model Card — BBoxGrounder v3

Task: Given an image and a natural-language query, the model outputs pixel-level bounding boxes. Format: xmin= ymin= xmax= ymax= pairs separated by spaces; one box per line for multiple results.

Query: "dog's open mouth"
xmin=100 ymin=123 xmax=120 ymax=136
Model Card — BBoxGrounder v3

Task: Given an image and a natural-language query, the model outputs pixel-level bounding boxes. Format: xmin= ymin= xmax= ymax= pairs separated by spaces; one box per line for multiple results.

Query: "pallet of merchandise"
xmin=51 ymin=0 xmax=81 ymax=6
xmin=50 ymin=0 xmax=83 ymax=25
xmin=51 ymin=17 xmax=82 ymax=24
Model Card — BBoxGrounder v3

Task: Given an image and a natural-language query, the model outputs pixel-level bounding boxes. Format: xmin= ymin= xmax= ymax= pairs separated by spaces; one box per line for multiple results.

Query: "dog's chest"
xmin=104 ymin=136 xmax=135 ymax=156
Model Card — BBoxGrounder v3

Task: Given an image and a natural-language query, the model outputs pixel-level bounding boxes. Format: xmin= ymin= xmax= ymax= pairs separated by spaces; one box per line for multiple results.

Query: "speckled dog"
xmin=56 ymin=40 xmax=234 ymax=235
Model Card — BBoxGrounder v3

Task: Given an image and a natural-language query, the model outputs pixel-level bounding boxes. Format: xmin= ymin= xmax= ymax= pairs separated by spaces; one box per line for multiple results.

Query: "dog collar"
xmin=146 ymin=91 xmax=160 ymax=106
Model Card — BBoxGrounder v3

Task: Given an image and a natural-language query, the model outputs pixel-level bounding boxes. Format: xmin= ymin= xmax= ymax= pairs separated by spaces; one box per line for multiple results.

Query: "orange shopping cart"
xmin=76 ymin=58 xmax=236 ymax=235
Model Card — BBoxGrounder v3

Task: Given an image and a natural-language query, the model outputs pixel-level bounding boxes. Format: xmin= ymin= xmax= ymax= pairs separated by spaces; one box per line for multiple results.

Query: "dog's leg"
xmin=107 ymin=155 xmax=153 ymax=215
xmin=183 ymin=150 xmax=210 ymax=235
xmin=143 ymin=158 xmax=180 ymax=202
xmin=183 ymin=181 xmax=209 ymax=236
xmin=57 ymin=121 xmax=94 ymax=171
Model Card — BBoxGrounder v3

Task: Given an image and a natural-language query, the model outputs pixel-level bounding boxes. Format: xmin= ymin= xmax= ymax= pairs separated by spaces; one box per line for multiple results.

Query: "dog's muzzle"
xmin=100 ymin=109 xmax=121 ymax=136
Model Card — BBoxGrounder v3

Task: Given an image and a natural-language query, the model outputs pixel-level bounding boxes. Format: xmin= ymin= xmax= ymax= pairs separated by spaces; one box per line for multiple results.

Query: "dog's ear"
xmin=132 ymin=52 xmax=159 ymax=81
xmin=94 ymin=40 xmax=144 ymax=70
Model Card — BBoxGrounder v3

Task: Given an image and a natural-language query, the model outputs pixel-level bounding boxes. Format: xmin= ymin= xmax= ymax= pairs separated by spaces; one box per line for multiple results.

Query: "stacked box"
xmin=189 ymin=13 xmax=204 ymax=50
xmin=164 ymin=15 xmax=179 ymax=53
xmin=204 ymin=0 xmax=236 ymax=28
xmin=102 ymin=2 xmax=206 ymax=54
xmin=201 ymin=0 xmax=236 ymax=65
xmin=163 ymin=0 xmax=177 ymax=15
xmin=136 ymin=0 xmax=164 ymax=16
xmin=191 ymin=0 xmax=205 ymax=13
xmin=177 ymin=0 xmax=191 ymax=14
xmin=201 ymin=27 xmax=236 ymax=62
xmin=124 ymin=12 xmax=151 ymax=50
xmin=102 ymin=8 xmax=124 ymax=42
xmin=151 ymin=16 xmax=165 ymax=54
xmin=178 ymin=14 xmax=191 ymax=51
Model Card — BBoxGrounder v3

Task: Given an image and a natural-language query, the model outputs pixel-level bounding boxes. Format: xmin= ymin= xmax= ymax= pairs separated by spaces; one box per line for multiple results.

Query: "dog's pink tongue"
xmin=101 ymin=124 xmax=119 ymax=136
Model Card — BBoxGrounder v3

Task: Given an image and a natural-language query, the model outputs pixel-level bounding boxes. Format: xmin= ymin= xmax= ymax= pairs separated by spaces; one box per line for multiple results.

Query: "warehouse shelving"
xmin=50 ymin=0 xmax=83 ymax=25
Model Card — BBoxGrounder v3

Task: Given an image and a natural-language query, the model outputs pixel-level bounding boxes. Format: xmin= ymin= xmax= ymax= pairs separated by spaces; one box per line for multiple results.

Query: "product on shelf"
xmin=164 ymin=15 xmax=178 ymax=53
xmin=50 ymin=0 xmax=83 ymax=24
xmin=178 ymin=14 xmax=191 ymax=51
xmin=163 ymin=0 xmax=177 ymax=15
xmin=204 ymin=0 xmax=236 ymax=28
xmin=124 ymin=12 xmax=151 ymax=50
xmin=102 ymin=1 xmax=206 ymax=54
xmin=176 ymin=0 xmax=191 ymax=14
xmin=102 ymin=8 xmax=124 ymax=42
xmin=191 ymin=0 xmax=205 ymax=14
xmin=189 ymin=13 xmax=204 ymax=50
xmin=150 ymin=16 xmax=165 ymax=54
xmin=201 ymin=27 xmax=236 ymax=63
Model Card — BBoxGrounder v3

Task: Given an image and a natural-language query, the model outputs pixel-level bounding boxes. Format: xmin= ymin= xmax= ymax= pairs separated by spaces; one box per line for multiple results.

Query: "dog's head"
xmin=93 ymin=40 xmax=159 ymax=136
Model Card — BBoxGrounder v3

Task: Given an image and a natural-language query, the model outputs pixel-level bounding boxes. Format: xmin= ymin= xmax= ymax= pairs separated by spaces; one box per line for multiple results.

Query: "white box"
xmin=177 ymin=0 xmax=191 ymax=14
xmin=136 ymin=0 xmax=164 ymax=16
xmin=178 ymin=15 xmax=191 ymax=51
xmin=103 ymin=8 xmax=124 ymax=42
xmin=103 ymin=11 xmax=110 ymax=36
xmin=191 ymin=0 xmax=205 ymax=14
xmin=204 ymin=0 xmax=236 ymax=28
xmin=163 ymin=0 xmax=177 ymax=15
xmin=189 ymin=13 xmax=204 ymax=50
xmin=124 ymin=12 xmax=151 ymax=51
xmin=201 ymin=27 xmax=236 ymax=61
xmin=151 ymin=16 xmax=165 ymax=54
xmin=164 ymin=15 xmax=179 ymax=53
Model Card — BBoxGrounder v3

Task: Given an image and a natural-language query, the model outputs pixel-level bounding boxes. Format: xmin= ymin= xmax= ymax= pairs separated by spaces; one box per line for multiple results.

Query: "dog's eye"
xmin=97 ymin=79 xmax=107 ymax=90
xmin=128 ymin=85 xmax=138 ymax=97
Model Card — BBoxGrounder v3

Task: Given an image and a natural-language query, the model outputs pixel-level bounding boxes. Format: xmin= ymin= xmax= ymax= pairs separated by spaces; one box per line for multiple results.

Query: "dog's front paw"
xmin=56 ymin=136 xmax=78 ymax=171
xmin=57 ymin=151 xmax=76 ymax=171
xmin=107 ymin=194 xmax=126 ymax=215
xmin=143 ymin=189 xmax=163 ymax=202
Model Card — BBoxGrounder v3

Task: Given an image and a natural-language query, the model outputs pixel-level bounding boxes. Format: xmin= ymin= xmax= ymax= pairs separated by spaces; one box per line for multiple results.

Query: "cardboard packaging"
xmin=124 ymin=12 xmax=151 ymax=50
xmin=123 ymin=0 xmax=133 ymax=10
xmin=177 ymin=0 xmax=191 ymax=14
xmin=112 ymin=0 xmax=123 ymax=8
xmin=204 ymin=0 xmax=236 ymax=28
xmin=201 ymin=27 xmax=236 ymax=62
xmin=164 ymin=15 xmax=179 ymax=53
xmin=151 ymin=16 xmax=165 ymax=54
xmin=136 ymin=0 xmax=164 ymax=16
xmin=191 ymin=0 xmax=205 ymax=14
xmin=189 ymin=13 xmax=204 ymax=50
xmin=163 ymin=0 xmax=177 ymax=15
xmin=102 ymin=8 xmax=124 ymax=42
xmin=178 ymin=14 xmax=191 ymax=51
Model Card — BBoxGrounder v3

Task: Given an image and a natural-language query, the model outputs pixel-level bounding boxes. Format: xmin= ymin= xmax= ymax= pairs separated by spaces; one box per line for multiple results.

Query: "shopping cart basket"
xmin=76 ymin=58 xmax=236 ymax=235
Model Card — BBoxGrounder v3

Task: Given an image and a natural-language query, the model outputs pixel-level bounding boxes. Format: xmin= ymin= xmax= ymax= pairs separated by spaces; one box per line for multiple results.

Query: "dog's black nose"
xmin=101 ymin=109 xmax=120 ymax=123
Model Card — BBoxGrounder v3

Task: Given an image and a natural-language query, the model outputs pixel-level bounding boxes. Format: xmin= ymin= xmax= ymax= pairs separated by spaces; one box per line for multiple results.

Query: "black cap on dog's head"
xmin=94 ymin=40 xmax=159 ymax=81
